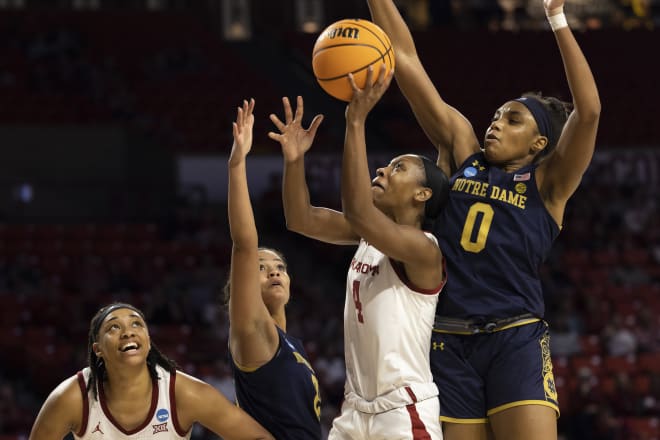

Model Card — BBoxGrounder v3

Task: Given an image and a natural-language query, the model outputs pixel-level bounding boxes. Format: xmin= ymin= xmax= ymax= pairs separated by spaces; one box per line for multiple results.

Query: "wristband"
xmin=547 ymin=11 xmax=568 ymax=31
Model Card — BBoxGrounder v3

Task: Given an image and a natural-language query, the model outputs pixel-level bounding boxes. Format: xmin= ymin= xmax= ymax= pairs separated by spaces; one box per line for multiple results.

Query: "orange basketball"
xmin=312 ymin=19 xmax=395 ymax=102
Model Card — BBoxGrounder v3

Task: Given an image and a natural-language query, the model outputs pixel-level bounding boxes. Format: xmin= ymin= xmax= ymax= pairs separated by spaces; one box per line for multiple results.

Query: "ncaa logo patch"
xmin=463 ymin=166 xmax=477 ymax=177
xmin=156 ymin=408 xmax=169 ymax=423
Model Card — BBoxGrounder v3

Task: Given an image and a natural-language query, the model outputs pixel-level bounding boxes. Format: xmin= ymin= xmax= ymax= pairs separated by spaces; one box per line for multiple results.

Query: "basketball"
xmin=312 ymin=19 xmax=395 ymax=102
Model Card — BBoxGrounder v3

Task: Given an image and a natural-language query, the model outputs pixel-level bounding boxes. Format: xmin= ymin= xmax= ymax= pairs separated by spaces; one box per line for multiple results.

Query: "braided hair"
xmin=86 ymin=303 xmax=178 ymax=400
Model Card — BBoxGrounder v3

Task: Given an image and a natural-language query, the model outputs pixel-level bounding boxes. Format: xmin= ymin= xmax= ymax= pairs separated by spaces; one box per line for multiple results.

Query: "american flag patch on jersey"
xmin=513 ymin=172 xmax=530 ymax=181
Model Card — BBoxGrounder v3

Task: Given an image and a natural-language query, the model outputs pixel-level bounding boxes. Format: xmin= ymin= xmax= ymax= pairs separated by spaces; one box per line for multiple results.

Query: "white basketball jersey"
xmin=74 ymin=365 xmax=191 ymax=440
xmin=343 ymin=234 xmax=444 ymax=410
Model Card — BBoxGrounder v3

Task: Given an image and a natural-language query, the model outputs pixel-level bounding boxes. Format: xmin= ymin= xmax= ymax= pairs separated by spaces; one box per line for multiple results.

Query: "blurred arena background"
xmin=0 ymin=0 xmax=659 ymax=439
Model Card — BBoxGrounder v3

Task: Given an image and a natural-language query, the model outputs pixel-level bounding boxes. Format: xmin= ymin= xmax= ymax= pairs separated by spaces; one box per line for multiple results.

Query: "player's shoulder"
xmin=41 ymin=373 xmax=86 ymax=420
xmin=172 ymin=369 xmax=214 ymax=398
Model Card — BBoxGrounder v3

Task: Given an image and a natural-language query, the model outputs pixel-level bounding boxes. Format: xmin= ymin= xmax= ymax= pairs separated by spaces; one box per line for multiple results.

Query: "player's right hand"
xmin=268 ymin=96 xmax=324 ymax=162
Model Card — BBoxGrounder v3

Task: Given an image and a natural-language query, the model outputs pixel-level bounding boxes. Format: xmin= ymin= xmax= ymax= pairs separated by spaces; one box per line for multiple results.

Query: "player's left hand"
xmin=229 ymin=98 xmax=255 ymax=166
xmin=268 ymin=96 xmax=324 ymax=163
xmin=544 ymin=0 xmax=565 ymax=14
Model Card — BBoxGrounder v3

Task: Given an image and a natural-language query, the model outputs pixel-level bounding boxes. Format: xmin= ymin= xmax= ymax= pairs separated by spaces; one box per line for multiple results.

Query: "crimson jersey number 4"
xmin=352 ymin=280 xmax=364 ymax=323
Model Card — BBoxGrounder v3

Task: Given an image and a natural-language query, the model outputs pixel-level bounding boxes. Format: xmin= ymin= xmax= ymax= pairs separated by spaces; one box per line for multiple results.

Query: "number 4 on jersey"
xmin=352 ymin=280 xmax=364 ymax=323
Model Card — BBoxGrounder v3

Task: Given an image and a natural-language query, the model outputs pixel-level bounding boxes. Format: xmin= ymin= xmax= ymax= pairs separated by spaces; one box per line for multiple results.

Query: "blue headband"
xmin=514 ymin=97 xmax=555 ymax=147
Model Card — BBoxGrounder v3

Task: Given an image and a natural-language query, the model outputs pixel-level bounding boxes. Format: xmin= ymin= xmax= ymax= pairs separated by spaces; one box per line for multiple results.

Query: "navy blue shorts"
xmin=430 ymin=320 xmax=559 ymax=423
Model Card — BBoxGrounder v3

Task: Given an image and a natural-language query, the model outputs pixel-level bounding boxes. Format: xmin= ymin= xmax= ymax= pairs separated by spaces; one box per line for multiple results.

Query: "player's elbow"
xmin=284 ymin=216 xmax=310 ymax=235
xmin=343 ymin=208 xmax=369 ymax=232
xmin=576 ymin=97 xmax=601 ymax=124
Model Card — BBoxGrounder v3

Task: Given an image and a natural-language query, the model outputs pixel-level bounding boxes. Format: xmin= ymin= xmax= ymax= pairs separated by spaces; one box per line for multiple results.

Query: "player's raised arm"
xmin=342 ymin=66 xmax=443 ymax=278
xmin=537 ymin=0 xmax=601 ymax=221
xmin=366 ymin=0 xmax=480 ymax=171
xmin=269 ymin=96 xmax=358 ymax=245
xmin=227 ymin=99 xmax=279 ymax=368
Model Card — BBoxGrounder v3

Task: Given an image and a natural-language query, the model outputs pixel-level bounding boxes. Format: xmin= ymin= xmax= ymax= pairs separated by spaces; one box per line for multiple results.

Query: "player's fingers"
xmin=377 ymin=63 xmax=387 ymax=83
xmin=347 ymin=73 xmax=359 ymax=92
xmin=269 ymin=114 xmax=285 ymax=131
xmin=236 ymin=106 xmax=243 ymax=125
xmin=283 ymin=97 xmax=293 ymax=123
xmin=295 ymin=96 xmax=304 ymax=123
xmin=364 ymin=65 xmax=375 ymax=89
xmin=382 ymin=68 xmax=394 ymax=89
xmin=308 ymin=114 xmax=324 ymax=136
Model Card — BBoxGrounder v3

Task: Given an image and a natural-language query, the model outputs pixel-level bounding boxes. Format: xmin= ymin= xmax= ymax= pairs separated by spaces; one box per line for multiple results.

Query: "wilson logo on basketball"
xmin=312 ymin=18 xmax=395 ymax=101
xmin=326 ymin=26 xmax=359 ymax=40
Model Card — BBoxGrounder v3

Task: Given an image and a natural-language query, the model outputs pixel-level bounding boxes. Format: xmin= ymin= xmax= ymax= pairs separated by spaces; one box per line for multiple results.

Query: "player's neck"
xmin=393 ymin=209 xmax=422 ymax=229
xmin=272 ymin=312 xmax=287 ymax=332
xmin=103 ymin=364 xmax=152 ymax=400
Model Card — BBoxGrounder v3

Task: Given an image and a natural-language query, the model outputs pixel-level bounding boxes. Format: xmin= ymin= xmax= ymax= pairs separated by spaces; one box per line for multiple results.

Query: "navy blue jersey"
xmin=230 ymin=327 xmax=321 ymax=440
xmin=433 ymin=152 xmax=560 ymax=319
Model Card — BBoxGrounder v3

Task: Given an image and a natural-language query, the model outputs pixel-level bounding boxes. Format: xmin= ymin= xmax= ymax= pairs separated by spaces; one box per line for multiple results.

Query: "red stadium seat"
xmin=624 ymin=417 xmax=660 ymax=439
xmin=603 ymin=355 xmax=638 ymax=375
xmin=638 ymin=353 xmax=660 ymax=374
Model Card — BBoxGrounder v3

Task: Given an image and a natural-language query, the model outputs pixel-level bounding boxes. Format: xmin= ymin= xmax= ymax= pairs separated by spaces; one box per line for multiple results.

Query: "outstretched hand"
xmin=268 ymin=96 xmax=324 ymax=163
xmin=544 ymin=0 xmax=565 ymax=13
xmin=345 ymin=63 xmax=394 ymax=123
xmin=229 ymin=98 xmax=255 ymax=167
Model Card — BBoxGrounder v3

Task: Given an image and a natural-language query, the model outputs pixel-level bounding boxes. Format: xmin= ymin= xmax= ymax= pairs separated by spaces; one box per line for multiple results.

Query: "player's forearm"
xmin=282 ymin=159 xmax=316 ymax=234
xmin=228 ymin=161 xmax=258 ymax=248
xmin=554 ymin=28 xmax=600 ymax=121
xmin=341 ymin=120 xmax=373 ymax=222
xmin=367 ymin=0 xmax=417 ymax=57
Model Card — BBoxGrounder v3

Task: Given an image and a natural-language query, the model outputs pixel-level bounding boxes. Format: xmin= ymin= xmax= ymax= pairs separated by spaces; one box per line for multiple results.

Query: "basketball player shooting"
xmin=268 ymin=65 xmax=449 ymax=439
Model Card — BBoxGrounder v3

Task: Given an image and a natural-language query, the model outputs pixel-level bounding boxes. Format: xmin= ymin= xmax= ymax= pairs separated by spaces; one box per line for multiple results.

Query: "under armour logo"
xmin=432 ymin=341 xmax=444 ymax=351
xmin=91 ymin=422 xmax=104 ymax=435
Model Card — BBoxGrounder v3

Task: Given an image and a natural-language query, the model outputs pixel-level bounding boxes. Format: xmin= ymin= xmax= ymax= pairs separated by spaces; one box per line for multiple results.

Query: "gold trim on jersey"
xmin=232 ymin=359 xmax=260 ymax=373
xmin=487 ymin=400 xmax=560 ymax=418
xmin=440 ymin=416 xmax=489 ymax=424
xmin=432 ymin=318 xmax=540 ymax=335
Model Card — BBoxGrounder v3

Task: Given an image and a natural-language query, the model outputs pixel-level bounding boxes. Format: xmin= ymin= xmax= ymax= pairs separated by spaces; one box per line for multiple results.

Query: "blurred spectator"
xmin=201 ymin=359 xmax=236 ymax=404
xmin=635 ymin=308 xmax=660 ymax=354
xmin=608 ymin=372 xmax=640 ymax=416
xmin=602 ymin=314 xmax=639 ymax=357
xmin=616 ymin=0 xmax=655 ymax=29
xmin=551 ymin=312 xmax=583 ymax=357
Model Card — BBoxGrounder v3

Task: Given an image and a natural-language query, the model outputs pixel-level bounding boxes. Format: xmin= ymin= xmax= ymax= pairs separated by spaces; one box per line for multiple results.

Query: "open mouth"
xmin=371 ymin=182 xmax=385 ymax=190
xmin=120 ymin=342 xmax=139 ymax=352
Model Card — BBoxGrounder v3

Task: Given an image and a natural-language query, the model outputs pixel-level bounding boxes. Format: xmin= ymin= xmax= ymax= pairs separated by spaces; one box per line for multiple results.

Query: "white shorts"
xmin=328 ymin=396 xmax=443 ymax=440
